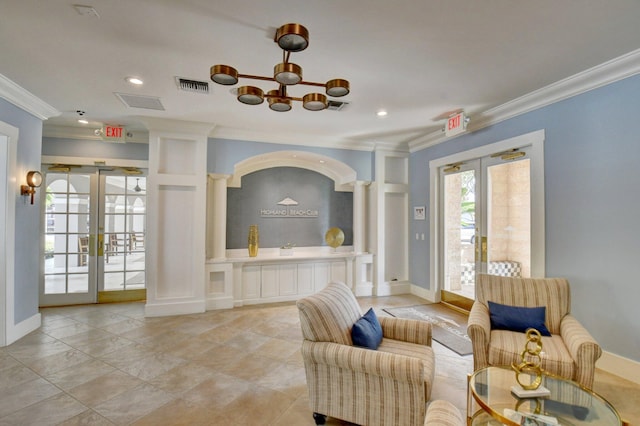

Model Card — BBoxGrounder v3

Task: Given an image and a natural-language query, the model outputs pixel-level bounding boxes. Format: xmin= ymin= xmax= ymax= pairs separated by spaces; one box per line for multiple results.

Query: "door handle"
xmin=89 ymin=234 xmax=96 ymax=257
xmin=97 ymin=233 xmax=104 ymax=256
xmin=481 ymin=236 xmax=488 ymax=263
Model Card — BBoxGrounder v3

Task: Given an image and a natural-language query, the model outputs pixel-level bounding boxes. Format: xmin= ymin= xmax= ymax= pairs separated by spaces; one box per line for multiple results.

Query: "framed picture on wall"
xmin=414 ymin=206 xmax=426 ymax=220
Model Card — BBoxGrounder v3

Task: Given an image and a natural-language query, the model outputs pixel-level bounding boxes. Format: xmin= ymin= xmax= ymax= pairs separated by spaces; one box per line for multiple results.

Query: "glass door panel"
xmin=484 ymin=158 xmax=531 ymax=279
xmin=42 ymin=172 xmax=96 ymax=305
xmin=441 ymin=161 xmax=479 ymax=311
xmin=99 ymin=174 xmax=146 ymax=300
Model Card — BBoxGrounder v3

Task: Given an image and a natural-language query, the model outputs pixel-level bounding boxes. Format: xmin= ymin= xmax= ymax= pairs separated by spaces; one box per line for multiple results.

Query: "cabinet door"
xmin=243 ymin=265 xmax=261 ymax=299
xmin=297 ymin=263 xmax=314 ymax=294
xmin=279 ymin=264 xmax=298 ymax=296
xmin=261 ymin=265 xmax=279 ymax=298
xmin=314 ymin=262 xmax=330 ymax=292
xmin=330 ymin=261 xmax=347 ymax=283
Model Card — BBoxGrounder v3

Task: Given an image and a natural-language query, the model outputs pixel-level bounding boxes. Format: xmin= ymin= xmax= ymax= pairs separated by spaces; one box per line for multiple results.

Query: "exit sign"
xmin=101 ymin=125 xmax=126 ymax=143
xmin=445 ymin=112 xmax=466 ymax=137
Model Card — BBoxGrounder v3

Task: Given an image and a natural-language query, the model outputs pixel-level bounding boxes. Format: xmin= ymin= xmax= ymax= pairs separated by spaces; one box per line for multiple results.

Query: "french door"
xmin=438 ymin=140 xmax=541 ymax=311
xmin=41 ymin=168 xmax=147 ymax=306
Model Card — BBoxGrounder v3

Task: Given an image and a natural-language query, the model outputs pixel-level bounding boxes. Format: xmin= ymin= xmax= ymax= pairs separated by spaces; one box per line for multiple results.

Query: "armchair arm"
xmin=379 ymin=316 xmax=432 ymax=346
xmin=560 ymin=314 xmax=602 ymax=389
xmin=467 ymin=302 xmax=491 ymax=371
xmin=301 ymin=340 xmax=425 ymax=384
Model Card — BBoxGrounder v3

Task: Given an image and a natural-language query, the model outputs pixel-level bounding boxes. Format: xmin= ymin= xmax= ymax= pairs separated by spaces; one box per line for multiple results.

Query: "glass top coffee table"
xmin=467 ymin=366 xmax=623 ymax=425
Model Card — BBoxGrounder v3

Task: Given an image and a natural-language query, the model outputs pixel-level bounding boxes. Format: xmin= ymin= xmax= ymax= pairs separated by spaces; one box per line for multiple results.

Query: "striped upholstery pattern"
xmin=424 ymin=400 xmax=464 ymax=426
xmin=297 ymin=282 xmax=436 ymax=426
xmin=468 ymin=274 xmax=602 ymax=389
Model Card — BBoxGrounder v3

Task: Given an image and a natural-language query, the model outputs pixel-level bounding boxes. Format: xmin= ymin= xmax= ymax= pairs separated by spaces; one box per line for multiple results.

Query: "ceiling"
xmin=3 ymin=0 xmax=640 ymax=151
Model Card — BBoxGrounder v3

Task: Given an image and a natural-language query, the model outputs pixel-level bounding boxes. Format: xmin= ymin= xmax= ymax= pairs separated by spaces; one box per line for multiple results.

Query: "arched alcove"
xmin=207 ymin=150 xmax=368 ymax=260
xmin=227 ymin=150 xmax=357 ymax=190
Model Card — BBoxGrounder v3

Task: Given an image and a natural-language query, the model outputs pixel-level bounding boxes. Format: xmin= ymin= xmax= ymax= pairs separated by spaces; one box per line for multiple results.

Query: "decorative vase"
xmin=248 ymin=224 xmax=259 ymax=257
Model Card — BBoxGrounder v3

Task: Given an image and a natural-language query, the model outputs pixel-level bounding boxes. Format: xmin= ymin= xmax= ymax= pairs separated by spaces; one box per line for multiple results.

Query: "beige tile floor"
xmin=0 ymin=294 xmax=637 ymax=425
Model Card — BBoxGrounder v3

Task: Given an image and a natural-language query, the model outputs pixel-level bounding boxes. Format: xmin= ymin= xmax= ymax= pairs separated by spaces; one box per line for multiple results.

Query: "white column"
xmin=207 ymin=174 xmax=228 ymax=260
xmin=352 ymin=180 xmax=369 ymax=254
xmin=143 ymin=119 xmax=214 ymax=317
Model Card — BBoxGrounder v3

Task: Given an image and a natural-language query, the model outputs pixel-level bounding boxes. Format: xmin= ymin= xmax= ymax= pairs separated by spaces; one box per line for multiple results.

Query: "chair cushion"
xmin=488 ymin=330 xmax=575 ymax=380
xmin=352 ymin=308 xmax=383 ymax=350
xmin=378 ymin=338 xmax=435 ymax=401
xmin=488 ymin=301 xmax=551 ymax=336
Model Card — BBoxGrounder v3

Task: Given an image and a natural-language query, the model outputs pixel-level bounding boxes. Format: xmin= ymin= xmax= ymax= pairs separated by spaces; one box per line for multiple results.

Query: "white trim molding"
xmin=0 ymin=74 xmax=60 ymax=120
xmin=410 ymin=48 xmax=640 ymax=152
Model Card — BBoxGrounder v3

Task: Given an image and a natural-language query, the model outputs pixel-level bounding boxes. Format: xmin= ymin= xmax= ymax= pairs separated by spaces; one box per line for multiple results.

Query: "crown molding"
xmin=0 ymin=74 xmax=60 ymax=120
xmin=409 ymin=48 xmax=640 ymax=152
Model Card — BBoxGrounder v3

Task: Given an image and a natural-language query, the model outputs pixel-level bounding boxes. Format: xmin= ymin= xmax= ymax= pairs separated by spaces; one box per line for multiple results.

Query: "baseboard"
xmin=408 ymin=283 xmax=437 ymax=303
xmin=205 ymin=297 xmax=234 ymax=310
xmin=376 ymin=281 xmax=411 ymax=296
xmin=7 ymin=312 xmax=41 ymax=346
xmin=597 ymin=351 xmax=640 ymax=386
xmin=144 ymin=300 xmax=206 ymax=317
xmin=354 ymin=282 xmax=374 ymax=297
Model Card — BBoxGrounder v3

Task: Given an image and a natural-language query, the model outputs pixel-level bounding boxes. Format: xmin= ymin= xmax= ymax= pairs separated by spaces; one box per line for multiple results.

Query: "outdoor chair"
xmin=297 ymin=281 xmax=436 ymax=426
xmin=467 ymin=274 xmax=601 ymax=389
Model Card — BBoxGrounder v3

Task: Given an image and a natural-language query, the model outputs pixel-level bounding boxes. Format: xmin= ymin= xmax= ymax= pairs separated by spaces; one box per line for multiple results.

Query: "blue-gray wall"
xmin=410 ymin=74 xmax=640 ymax=361
xmin=0 ymin=98 xmax=42 ymax=325
xmin=207 ymin=137 xmax=374 ymax=180
xmin=227 ymin=167 xmax=353 ymax=249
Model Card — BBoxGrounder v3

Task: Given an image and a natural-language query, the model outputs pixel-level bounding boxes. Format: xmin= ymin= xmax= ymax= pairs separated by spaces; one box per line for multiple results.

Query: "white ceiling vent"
xmin=175 ymin=77 xmax=209 ymax=94
xmin=327 ymin=100 xmax=349 ymax=111
xmin=114 ymin=93 xmax=165 ymax=111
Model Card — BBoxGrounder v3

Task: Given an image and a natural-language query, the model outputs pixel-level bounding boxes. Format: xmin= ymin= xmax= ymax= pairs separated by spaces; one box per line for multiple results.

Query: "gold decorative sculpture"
xmin=512 ymin=328 xmax=544 ymax=391
xmin=248 ymin=224 xmax=259 ymax=257
xmin=325 ymin=227 xmax=345 ymax=250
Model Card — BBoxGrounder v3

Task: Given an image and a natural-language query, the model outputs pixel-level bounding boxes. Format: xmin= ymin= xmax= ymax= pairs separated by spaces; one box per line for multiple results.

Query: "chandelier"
xmin=210 ymin=23 xmax=350 ymax=112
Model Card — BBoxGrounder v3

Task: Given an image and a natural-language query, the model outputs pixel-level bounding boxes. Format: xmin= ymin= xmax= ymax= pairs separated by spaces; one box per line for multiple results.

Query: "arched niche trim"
xmin=227 ymin=150 xmax=357 ymax=190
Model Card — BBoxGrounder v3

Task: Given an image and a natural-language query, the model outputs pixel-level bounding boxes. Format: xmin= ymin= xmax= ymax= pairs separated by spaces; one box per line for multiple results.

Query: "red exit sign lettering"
xmin=445 ymin=112 xmax=466 ymax=137
xmin=105 ymin=126 xmax=123 ymax=138
xmin=101 ymin=125 xmax=126 ymax=143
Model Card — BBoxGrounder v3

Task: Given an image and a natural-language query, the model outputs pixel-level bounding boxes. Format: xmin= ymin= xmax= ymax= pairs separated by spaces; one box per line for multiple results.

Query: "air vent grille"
xmin=327 ymin=100 xmax=349 ymax=111
xmin=114 ymin=93 xmax=165 ymax=111
xmin=176 ymin=77 xmax=210 ymax=94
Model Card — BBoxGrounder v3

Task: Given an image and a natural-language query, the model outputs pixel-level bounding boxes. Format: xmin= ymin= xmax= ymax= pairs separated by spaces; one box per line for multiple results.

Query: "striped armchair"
xmin=468 ymin=274 xmax=602 ymax=389
xmin=297 ymin=282 xmax=436 ymax=426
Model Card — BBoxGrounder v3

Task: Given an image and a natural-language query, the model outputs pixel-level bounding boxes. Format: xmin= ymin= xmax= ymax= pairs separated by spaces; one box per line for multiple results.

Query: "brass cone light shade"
xmin=210 ymin=65 xmax=238 ymax=85
xmin=267 ymin=90 xmax=292 ymax=112
xmin=237 ymin=86 xmax=264 ymax=105
xmin=303 ymin=93 xmax=328 ymax=111
xmin=275 ymin=23 xmax=309 ymax=52
xmin=210 ymin=23 xmax=349 ymax=112
xmin=326 ymin=79 xmax=350 ymax=97
xmin=274 ymin=62 xmax=302 ymax=85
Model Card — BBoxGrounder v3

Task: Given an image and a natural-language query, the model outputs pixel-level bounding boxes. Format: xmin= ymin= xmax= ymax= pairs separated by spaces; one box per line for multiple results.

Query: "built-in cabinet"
xmin=243 ymin=260 xmax=345 ymax=303
xmin=206 ymin=251 xmax=373 ymax=308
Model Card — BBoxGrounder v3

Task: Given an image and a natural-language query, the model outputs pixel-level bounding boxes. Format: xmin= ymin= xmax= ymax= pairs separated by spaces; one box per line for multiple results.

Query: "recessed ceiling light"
xmin=126 ymin=77 xmax=144 ymax=85
xmin=376 ymin=110 xmax=388 ymax=117
xmin=78 ymin=119 xmax=89 ymax=124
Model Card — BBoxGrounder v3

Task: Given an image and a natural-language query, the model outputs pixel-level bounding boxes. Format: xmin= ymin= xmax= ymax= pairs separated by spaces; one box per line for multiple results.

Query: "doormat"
xmin=383 ymin=304 xmax=473 ymax=356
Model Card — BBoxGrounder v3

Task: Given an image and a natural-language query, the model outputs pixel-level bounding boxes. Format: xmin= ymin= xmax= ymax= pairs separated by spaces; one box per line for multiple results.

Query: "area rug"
xmin=383 ymin=304 xmax=473 ymax=356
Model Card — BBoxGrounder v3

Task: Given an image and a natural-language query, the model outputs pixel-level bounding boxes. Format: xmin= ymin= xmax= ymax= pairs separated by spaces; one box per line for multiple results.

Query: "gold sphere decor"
xmin=510 ymin=328 xmax=550 ymax=397
xmin=325 ymin=227 xmax=345 ymax=250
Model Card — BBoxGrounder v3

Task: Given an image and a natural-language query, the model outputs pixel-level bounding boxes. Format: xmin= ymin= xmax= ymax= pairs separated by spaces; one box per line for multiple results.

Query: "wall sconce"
xmin=20 ymin=171 xmax=43 ymax=204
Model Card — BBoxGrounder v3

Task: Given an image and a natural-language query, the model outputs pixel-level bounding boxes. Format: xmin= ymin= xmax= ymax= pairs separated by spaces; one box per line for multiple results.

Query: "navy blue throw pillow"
xmin=351 ymin=308 xmax=383 ymax=349
xmin=488 ymin=301 xmax=551 ymax=336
